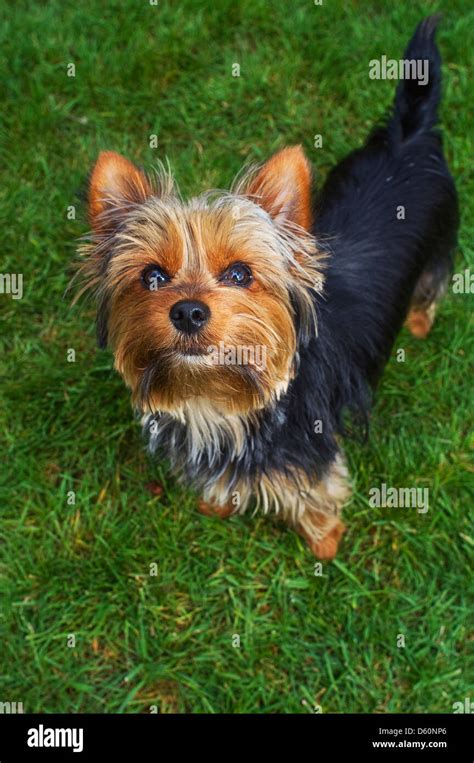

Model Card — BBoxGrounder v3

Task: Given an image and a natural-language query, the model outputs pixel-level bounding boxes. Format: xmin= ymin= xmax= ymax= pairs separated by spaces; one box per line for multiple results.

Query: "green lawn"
xmin=1 ymin=0 xmax=472 ymax=713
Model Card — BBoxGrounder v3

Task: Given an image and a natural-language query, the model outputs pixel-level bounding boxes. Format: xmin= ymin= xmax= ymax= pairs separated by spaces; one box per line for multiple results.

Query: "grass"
xmin=0 ymin=0 xmax=472 ymax=714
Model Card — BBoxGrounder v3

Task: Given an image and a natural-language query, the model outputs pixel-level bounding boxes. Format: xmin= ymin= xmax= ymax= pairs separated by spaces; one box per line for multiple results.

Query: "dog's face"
xmin=79 ymin=147 xmax=323 ymax=416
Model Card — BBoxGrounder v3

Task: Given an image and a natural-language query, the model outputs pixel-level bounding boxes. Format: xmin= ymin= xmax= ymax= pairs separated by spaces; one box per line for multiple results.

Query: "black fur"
xmin=147 ymin=16 xmax=458 ymax=492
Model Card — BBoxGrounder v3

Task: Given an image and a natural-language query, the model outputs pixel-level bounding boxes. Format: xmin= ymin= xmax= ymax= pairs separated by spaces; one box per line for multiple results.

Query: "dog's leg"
xmin=260 ymin=455 xmax=351 ymax=559
xmin=198 ymin=472 xmax=252 ymax=519
xmin=293 ymin=456 xmax=350 ymax=559
xmin=297 ymin=514 xmax=346 ymax=560
xmin=405 ymin=257 xmax=452 ymax=338
xmin=198 ymin=457 xmax=351 ymax=558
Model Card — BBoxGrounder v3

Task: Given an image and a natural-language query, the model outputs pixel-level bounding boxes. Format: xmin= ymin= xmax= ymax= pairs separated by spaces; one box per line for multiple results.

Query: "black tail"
xmin=392 ymin=14 xmax=443 ymax=141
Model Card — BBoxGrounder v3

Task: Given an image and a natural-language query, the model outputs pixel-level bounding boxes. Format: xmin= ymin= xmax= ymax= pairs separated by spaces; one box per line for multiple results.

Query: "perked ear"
xmin=88 ymin=151 xmax=152 ymax=231
xmin=246 ymin=145 xmax=313 ymax=230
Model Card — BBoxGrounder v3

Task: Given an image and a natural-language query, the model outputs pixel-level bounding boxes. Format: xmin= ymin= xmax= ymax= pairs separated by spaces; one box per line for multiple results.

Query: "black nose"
xmin=169 ymin=299 xmax=210 ymax=334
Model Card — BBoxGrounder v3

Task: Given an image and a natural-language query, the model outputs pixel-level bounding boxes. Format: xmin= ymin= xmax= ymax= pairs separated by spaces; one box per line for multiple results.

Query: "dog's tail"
xmin=390 ymin=14 xmax=443 ymax=142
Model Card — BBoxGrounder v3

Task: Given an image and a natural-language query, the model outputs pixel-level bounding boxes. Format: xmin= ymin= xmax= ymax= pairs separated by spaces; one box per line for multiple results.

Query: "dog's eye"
xmin=141 ymin=265 xmax=170 ymax=290
xmin=220 ymin=263 xmax=253 ymax=287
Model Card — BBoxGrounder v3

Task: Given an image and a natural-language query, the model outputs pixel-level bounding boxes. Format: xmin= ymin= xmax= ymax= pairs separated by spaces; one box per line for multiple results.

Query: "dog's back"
xmin=314 ymin=15 xmax=459 ymax=385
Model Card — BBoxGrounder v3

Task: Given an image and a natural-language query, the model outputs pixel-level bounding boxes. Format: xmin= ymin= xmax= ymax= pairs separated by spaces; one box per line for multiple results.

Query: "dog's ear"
xmin=245 ymin=145 xmax=313 ymax=230
xmin=88 ymin=151 xmax=152 ymax=231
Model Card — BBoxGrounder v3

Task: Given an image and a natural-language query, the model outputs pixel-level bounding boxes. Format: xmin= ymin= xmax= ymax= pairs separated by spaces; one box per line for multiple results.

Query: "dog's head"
xmin=78 ymin=147 xmax=323 ymax=416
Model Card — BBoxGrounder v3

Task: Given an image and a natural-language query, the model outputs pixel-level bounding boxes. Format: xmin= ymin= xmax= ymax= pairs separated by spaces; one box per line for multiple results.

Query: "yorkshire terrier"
xmin=78 ymin=16 xmax=458 ymax=559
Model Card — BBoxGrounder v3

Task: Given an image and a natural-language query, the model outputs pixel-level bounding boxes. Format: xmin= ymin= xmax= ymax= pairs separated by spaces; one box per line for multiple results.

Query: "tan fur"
xmin=405 ymin=303 xmax=437 ymax=338
xmin=88 ymin=151 xmax=153 ymax=228
xmin=199 ymin=454 xmax=351 ymax=559
xmin=244 ymin=145 xmax=313 ymax=230
xmin=78 ymin=149 xmax=325 ymax=417
xmin=404 ymin=263 xmax=449 ymax=339
xmin=78 ymin=149 xmax=348 ymax=559
xmin=166 ymin=398 xmax=249 ymax=461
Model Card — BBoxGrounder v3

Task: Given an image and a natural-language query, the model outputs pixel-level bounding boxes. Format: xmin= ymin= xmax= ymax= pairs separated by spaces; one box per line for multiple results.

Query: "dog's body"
xmin=79 ymin=16 xmax=458 ymax=559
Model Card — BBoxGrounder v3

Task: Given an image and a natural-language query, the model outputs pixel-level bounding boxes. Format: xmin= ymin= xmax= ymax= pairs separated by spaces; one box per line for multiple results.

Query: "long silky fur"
xmin=78 ymin=17 xmax=458 ymax=519
xmin=144 ymin=17 xmax=458 ymax=511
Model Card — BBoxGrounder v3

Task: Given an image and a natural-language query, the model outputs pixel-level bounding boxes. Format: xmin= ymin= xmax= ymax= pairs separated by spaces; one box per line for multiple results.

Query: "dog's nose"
xmin=169 ymin=300 xmax=210 ymax=334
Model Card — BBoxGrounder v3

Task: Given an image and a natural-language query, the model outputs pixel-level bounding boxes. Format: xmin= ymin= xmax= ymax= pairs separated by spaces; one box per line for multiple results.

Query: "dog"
xmin=77 ymin=16 xmax=458 ymax=559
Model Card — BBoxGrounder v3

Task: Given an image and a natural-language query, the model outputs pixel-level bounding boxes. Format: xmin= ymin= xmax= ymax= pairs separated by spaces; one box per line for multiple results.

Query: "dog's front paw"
xmin=297 ymin=516 xmax=345 ymax=560
xmin=310 ymin=521 xmax=345 ymax=560
xmin=144 ymin=480 xmax=164 ymax=497
xmin=198 ymin=499 xmax=235 ymax=519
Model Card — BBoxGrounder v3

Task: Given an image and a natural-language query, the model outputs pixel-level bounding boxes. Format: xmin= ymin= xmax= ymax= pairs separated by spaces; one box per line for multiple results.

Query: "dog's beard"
xmin=133 ymin=347 xmax=276 ymax=416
